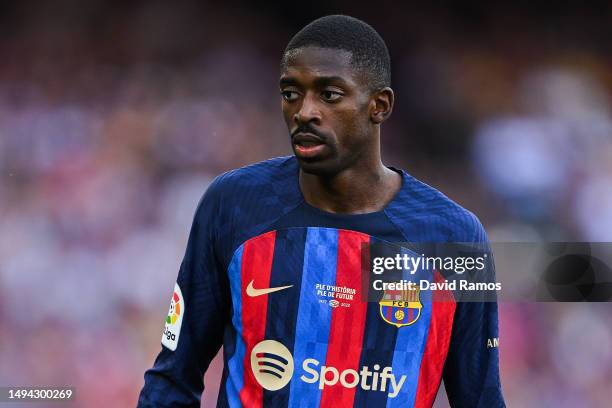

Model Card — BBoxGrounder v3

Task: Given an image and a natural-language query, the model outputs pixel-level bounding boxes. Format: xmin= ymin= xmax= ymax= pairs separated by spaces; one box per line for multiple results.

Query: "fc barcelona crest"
xmin=379 ymin=287 xmax=422 ymax=328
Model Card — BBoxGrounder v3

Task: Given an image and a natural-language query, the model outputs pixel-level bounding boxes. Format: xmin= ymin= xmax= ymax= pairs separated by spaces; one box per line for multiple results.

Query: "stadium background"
xmin=1 ymin=1 xmax=611 ymax=406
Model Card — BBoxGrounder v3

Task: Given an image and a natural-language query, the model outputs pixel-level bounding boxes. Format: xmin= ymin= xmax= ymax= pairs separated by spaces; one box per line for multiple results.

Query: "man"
xmin=138 ymin=15 xmax=505 ymax=407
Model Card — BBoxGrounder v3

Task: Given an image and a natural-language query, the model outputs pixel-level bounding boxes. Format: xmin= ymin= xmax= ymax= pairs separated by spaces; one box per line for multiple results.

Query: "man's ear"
xmin=370 ymin=87 xmax=394 ymax=124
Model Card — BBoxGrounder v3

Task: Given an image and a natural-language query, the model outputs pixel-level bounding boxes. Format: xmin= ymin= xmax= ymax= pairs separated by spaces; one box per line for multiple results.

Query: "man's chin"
xmin=295 ymin=155 xmax=340 ymax=176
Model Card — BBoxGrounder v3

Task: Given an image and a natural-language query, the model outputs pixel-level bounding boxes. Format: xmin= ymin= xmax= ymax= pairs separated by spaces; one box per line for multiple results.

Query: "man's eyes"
xmin=280 ymin=89 xmax=344 ymax=103
xmin=321 ymin=90 xmax=343 ymax=102
xmin=281 ymin=90 xmax=300 ymax=102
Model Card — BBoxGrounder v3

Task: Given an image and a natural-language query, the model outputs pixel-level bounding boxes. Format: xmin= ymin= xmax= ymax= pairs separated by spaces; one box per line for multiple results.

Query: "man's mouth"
xmin=292 ymin=133 xmax=327 ymax=158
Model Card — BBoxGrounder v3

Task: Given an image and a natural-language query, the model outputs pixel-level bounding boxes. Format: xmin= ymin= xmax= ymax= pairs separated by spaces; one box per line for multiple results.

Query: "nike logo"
xmin=246 ymin=280 xmax=293 ymax=297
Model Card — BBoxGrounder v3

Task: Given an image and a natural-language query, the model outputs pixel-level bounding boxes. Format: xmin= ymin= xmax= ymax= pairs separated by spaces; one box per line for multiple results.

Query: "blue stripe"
xmin=386 ymin=248 xmax=433 ymax=408
xmin=226 ymin=245 xmax=245 ymax=407
xmin=288 ymin=227 xmax=338 ymax=407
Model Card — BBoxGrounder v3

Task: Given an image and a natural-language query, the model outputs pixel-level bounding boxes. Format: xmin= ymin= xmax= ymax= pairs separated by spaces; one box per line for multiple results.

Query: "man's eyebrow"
xmin=313 ymin=76 xmax=350 ymax=87
xmin=280 ymin=75 xmax=351 ymax=88
xmin=279 ymin=77 xmax=299 ymax=87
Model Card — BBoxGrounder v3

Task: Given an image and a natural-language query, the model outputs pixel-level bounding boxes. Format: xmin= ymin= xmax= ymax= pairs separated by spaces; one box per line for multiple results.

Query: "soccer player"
xmin=138 ymin=15 xmax=505 ymax=407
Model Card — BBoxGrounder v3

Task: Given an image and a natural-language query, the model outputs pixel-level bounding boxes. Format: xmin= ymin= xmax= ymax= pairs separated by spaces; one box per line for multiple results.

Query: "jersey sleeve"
xmin=138 ymin=177 xmax=230 ymax=407
xmin=442 ymin=218 xmax=506 ymax=407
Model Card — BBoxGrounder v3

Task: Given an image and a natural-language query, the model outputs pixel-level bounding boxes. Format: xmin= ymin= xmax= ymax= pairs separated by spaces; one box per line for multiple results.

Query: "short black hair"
xmin=282 ymin=15 xmax=391 ymax=91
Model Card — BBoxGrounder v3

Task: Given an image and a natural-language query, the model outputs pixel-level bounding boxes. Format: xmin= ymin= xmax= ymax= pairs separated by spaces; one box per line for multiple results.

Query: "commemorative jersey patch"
xmin=161 ymin=283 xmax=184 ymax=351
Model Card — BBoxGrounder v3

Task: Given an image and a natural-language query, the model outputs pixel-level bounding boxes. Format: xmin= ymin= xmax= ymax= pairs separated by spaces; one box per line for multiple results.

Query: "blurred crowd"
xmin=0 ymin=1 xmax=611 ymax=407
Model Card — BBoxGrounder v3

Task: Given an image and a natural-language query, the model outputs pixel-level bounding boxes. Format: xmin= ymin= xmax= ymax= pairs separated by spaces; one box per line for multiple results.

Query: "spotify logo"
xmin=250 ymin=340 xmax=294 ymax=391
xmin=249 ymin=339 xmax=406 ymax=397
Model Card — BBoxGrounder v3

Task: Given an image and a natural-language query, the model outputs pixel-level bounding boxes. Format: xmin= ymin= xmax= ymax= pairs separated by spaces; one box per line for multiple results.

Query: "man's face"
xmin=280 ymin=47 xmax=374 ymax=175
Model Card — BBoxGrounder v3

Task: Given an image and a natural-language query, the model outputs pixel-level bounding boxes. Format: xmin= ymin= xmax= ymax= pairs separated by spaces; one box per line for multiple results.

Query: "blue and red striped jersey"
xmin=138 ymin=156 xmax=505 ymax=407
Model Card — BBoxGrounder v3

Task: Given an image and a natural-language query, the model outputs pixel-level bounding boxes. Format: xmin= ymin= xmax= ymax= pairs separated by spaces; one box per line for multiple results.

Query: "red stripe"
xmin=239 ymin=231 xmax=276 ymax=408
xmin=320 ymin=231 xmax=369 ymax=407
xmin=414 ymin=271 xmax=456 ymax=408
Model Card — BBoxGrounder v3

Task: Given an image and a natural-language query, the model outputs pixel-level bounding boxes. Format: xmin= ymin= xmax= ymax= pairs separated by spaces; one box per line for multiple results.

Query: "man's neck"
xmin=299 ymin=162 xmax=402 ymax=214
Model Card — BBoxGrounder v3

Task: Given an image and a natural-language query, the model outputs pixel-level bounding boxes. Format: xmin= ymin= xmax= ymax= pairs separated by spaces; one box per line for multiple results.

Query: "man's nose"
xmin=294 ymin=93 xmax=322 ymax=125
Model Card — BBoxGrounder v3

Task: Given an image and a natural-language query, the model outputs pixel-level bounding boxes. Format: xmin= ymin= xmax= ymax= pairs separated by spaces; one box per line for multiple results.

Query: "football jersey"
xmin=138 ymin=156 xmax=505 ymax=407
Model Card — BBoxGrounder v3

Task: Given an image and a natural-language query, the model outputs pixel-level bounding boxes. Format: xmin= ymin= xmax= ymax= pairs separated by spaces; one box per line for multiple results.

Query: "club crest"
xmin=379 ymin=287 xmax=422 ymax=327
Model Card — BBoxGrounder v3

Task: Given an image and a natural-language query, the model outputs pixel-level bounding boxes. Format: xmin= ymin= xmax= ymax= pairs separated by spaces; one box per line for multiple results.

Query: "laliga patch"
xmin=161 ymin=283 xmax=184 ymax=351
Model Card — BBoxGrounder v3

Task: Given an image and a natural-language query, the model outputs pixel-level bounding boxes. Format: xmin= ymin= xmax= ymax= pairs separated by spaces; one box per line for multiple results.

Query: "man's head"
xmin=280 ymin=15 xmax=394 ymax=176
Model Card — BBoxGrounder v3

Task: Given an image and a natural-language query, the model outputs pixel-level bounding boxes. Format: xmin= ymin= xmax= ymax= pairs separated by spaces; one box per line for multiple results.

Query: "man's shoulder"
xmin=388 ymin=171 xmax=486 ymax=242
xmin=193 ymin=156 xmax=302 ymax=262
xmin=211 ymin=155 xmax=297 ymax=194
xmin=197 ymin=156 xmax=301 ymax=225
